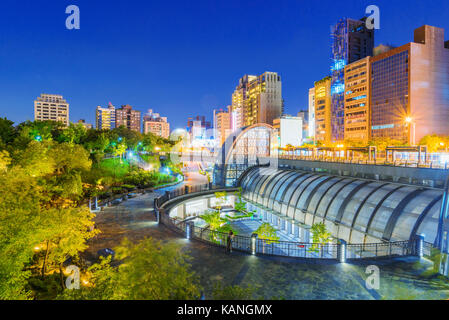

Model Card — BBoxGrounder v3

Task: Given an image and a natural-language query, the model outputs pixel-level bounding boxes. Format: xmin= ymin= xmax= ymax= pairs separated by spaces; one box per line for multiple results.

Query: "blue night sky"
xmin=0 ymin=0 xmax=448 ymax=129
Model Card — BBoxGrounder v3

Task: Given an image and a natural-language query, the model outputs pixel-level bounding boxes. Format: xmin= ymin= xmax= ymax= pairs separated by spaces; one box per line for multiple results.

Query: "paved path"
xmin=85 ymin=189 xmax=449 ymax=300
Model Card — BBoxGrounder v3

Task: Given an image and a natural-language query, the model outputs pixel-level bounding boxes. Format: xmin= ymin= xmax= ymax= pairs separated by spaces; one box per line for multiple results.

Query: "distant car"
xmin=97 ymin=248 xmax=115 ymax=258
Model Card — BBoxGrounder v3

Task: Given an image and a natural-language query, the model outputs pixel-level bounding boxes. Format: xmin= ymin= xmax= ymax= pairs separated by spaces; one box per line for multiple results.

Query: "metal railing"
xmin=155 ymin=188 xmax=426 ymax=261
xmin=278 ymin=155 xmax=449 ymax=170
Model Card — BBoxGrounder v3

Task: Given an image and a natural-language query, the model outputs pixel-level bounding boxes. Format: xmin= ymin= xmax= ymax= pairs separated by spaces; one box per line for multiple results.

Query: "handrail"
xmin=155 ymin=187 xmax=432 ymax=260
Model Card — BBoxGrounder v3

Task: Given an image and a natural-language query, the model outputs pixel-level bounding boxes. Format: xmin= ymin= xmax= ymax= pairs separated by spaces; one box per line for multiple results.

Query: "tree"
xmin=0 ymin=167 xmax=44 ymax=299
xmin=255 ymin=223 xmax=279 ymax=253
xmin=0 ymin=117 xmax=16 ymax=147
xmin=59 ymin=237 xmax=202 ymax=300
xmin=309 ymin=222 xmax=332 ymax=254
xmin=59 ymin=123 xmax=87 ymax=145
xmin=419 ymin=134 xmax=449 ymax=153
xmin=0 ymin=150 xmax=11 ymax=172
xmin=38 ymin=207 xmax=99 ymax=288
xmin=114 ymin=143 xmax=127 ymax=164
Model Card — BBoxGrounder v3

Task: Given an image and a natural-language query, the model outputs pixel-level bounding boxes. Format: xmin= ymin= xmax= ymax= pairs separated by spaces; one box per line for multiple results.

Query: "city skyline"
xmin=1 ymin=1 xmax=449 ymax=129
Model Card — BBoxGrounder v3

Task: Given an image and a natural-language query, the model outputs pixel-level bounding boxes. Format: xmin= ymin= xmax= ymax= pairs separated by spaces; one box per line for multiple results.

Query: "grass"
xmin=97 ymin=158 xmax=131 ymax=179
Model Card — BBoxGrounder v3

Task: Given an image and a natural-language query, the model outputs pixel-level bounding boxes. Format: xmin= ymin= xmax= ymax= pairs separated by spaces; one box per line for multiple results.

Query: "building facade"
xmin=344 ymin=56 xmax=371 ymax=144
xmin=95 ymin=103 xmax=116 ymax=130
xmin=77 ymin=119 xmax=93 ymax=129
xmin=34 ymin=94 xmax=69 ymax=126
xmin=273 ymin=116 xmax=303 ymax=148
xmin=213 ymin=107 xmax=232 ymax=147
xmin=370 ymin=25 xmax=449 ymax=144
xmin=330 ymin=18 xmax=374 ymax=142
xmin=314 ymin=77 xmax=332 ymax=144
xmin=143 ymin=109 xmax=170 ymax=138
xmin=115 ymin=105 xmax=141 ymax=133
xmin=231 ymin=72 xmax=283 ymax=129
xmin=308 ymin=87 xmax=316 ymax=139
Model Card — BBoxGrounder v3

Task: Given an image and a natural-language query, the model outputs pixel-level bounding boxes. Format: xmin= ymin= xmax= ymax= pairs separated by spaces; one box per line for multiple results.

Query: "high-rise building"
xmin=143 ymin=109 xmax=170 ymax=139
xmin=370 ymin=25 xmax=449 ymax=144
xmin=213 ymin=107 xmax=232 ymax=147
xmin=308 ymin=88 xmax=316 ymax=139
xmin=297 ymin=111 xmax=309 ymax=141
xmin=231 ymin=72 xmax=282 ymax=129
xmin=34 ymin=94 xmax=69 ymax=126
xmin=187 ymin=115 xmax=211 ymax=131
xmin=344 ymin=56 xmax=371 ymax=144
xmin=314 ymin=77 xmax=332 ymax=144
xmin=330 ymin=17 xmax=374 ymax=142
xmin=115 ymin=105 xmax=141 ymax=133
xmin=273 ymin=115 xmax=303 ymax=148
xmin=95 ymin=103 xmax=116 ymax=130
xmin=77 ymin=119 xmax=93 ymax=130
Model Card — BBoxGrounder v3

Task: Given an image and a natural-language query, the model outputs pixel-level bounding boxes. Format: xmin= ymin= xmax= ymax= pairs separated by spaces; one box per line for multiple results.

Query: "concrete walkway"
xmin=84 ymin=190 xmax=449 ymax=300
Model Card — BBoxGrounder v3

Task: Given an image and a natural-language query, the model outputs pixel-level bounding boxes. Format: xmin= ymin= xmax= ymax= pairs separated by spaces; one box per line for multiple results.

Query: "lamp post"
xmin=405 ymin=117 xmax=415 ymax=146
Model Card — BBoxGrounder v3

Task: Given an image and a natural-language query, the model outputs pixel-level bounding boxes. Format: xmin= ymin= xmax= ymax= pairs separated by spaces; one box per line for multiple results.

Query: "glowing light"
xmin=34 ymin=135 xmax=42 ymax=142
xmin=405 ymin=117 xmax=413 ymax=123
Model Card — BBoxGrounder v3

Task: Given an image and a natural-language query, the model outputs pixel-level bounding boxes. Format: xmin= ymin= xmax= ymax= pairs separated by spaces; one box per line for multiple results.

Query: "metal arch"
xmin=283 ymin=173 xmax=316 ymax=212
xmin=364 ymin=185 xmax=406 ymax=242
xmin=291 ymin=174 xmax=327 ymax=222
xmin=257 ymin=170 xmax=285 ymax=203
xmin=223 ymin=123 xmax=274 ymax=166
xmin=251 ymin=168 xmax=278 ymax=201
xmin=263 ymin=170 xmax=295 ymax=207
xmin=311 ymin=177 xmax=348 ymax=225
xmin=238 ymin=163 xmax=269 ymax=187
xmin=274 ymin=172 xmax=308 ymax=203
xmin=335 ymin=181 xmax=374 ymax=224
xmin=322 ymin=178 xmax=359 ymax=221
xmin=409 ymin=194 xmax=443 ymax=242
xmin=383 ymin=189 xmax=426 ymax=241
xmin=247 ymin=167 xmax=272 ymax=193
xmin=302 ymin=176 xmax=336 ymax=213
xmin=240 ymin=167 xmax=260 ymax=189
xmin=270 ymin=172 xmax=309 ymax=212
xmin=348 ymin=182 xmax=391 ymax=242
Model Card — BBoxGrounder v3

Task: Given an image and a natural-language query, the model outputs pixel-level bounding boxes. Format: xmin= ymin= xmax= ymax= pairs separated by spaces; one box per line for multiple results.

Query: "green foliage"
xmin=59 ymin=238 xmax=201 ymax=300
xmin=309 ymin=222 xmax=333 ymax=253
xmin=255 ymin=223 xmax=279 ymax=245
xmin=0 ymin=117 xmax=16 ymax=147
xmin=419 ymin=134 xmax=449 ymax=153
xmin=368 ymin=137 xmax=406 ymax=152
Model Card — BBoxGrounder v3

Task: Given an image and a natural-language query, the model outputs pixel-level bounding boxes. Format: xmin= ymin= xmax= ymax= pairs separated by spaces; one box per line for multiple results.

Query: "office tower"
xmin=213 ymin=107 xmax=232 ymax=146
xmin=344 ymin=56 xmax=371 ymax=144
xmin=330 ymin=17 xmax=374 ymax=142
xmin=115 ymin=105 xmax=141 ymax=133
xmin=308 ymin=88 xmax=316 ymax=139
xmin=77 ymin=119 xmax=92 ymax=129
xmin=273 ymin=115 xmax=303 ymax=148
xmin=231 ymin=72 xmax=282 ymax=129
xmin=34 ymin=94 xmax=69 ymax=126
xmin=370 ymin=25 xmax=449 ymax=144
xmin=143 ymin=109 xmax=170 ymax=139
xmin=314 ymin=77 xmax=332 ymax=143
xmin=297 ymin=111 xmax=309 ymax=140
xmin=187 ymin=115 xmax=211 ymax=131
xmin=95 ymin=103 xmax=116 ymax=130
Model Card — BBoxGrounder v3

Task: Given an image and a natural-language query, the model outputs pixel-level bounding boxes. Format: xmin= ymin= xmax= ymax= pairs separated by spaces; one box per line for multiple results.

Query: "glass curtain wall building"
xmin=330 ymin=18 xmax=374 ymax=142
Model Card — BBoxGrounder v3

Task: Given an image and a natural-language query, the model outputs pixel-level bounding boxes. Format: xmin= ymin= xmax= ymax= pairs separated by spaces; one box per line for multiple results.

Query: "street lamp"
xmin=405 ymin=117 xmax=416 ymax=146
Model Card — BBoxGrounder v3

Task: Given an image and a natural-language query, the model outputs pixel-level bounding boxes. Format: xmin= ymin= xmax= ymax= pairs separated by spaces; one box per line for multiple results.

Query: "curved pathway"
xmin=84 ymin=177 xmax=449 ymax=300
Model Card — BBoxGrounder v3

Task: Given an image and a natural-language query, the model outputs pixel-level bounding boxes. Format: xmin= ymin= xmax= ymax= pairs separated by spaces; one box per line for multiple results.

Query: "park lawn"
xmin=97 ymin=158 xmax=131 ymax=179
xmin=140 ymin=154 xmax=161 ymax=170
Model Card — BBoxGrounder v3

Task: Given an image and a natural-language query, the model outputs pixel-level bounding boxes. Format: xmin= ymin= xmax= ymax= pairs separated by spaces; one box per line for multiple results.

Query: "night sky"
xmin=0 ymin=0 xmax=448 ymax=129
